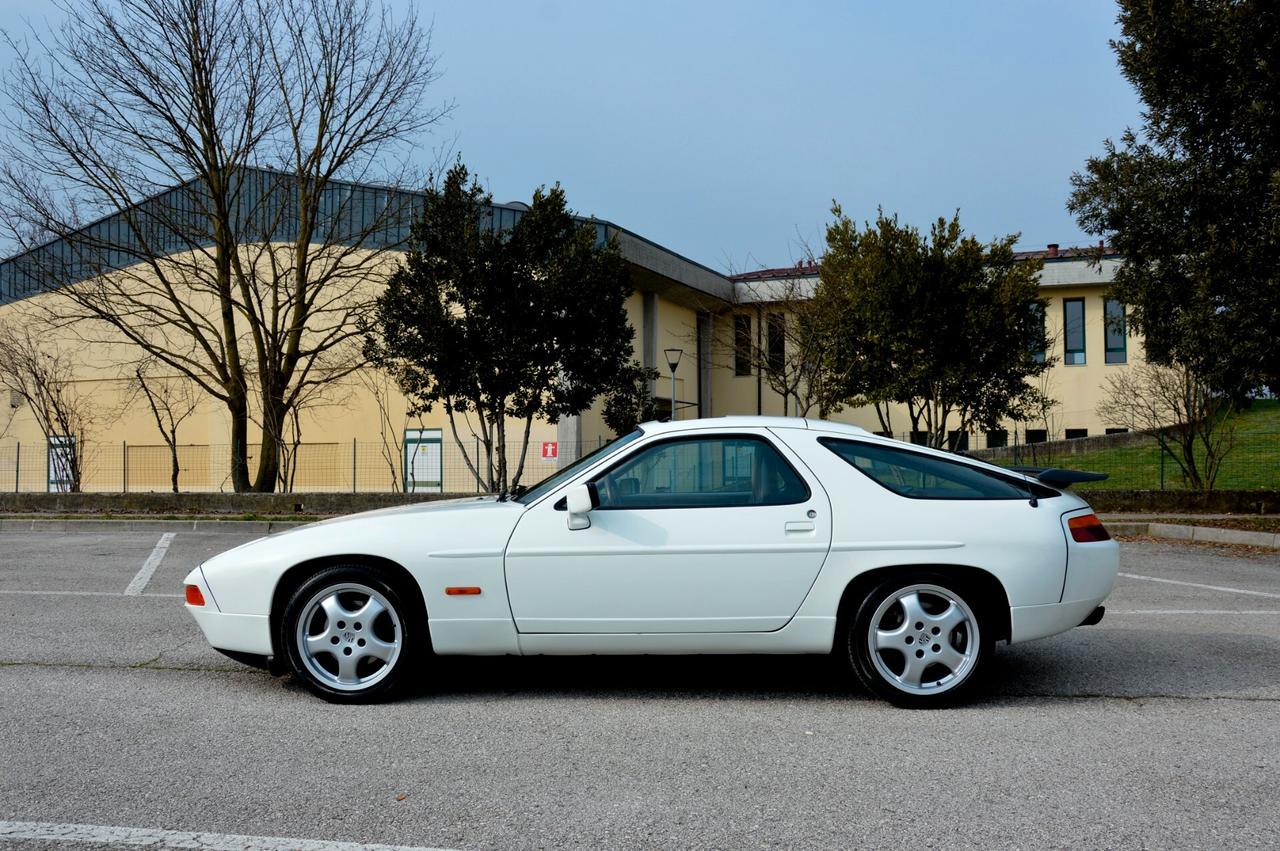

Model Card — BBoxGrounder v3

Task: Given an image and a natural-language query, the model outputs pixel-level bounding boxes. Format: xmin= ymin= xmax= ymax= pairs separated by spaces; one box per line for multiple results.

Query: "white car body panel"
xmin=504 ymin=427 xmax=832 ymax=633
xmin=184 ymin=416 xmax=1119 ymax=663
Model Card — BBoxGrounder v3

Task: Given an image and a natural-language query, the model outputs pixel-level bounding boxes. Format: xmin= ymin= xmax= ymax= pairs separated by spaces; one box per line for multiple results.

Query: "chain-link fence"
xmin=0 ymin=438 xmax=612 ymax=494
xmin=966 ymin=428 xmax=1278 ymax=491
xmin=0 ymin=428 xmax=1275 ymax=493
xmin=840 ymin=427 xmax=1279 ymax=491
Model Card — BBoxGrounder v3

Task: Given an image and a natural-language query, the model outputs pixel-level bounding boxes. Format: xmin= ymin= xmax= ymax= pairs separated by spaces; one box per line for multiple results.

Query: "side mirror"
xmin=565 ymin=482 xmax=599 ymax=530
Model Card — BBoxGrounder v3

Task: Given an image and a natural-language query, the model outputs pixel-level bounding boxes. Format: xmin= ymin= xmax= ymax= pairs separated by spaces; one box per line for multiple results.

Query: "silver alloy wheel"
xmin=866 ymin=583 xmax=979 ymax=696
xmin=294 ymin=582 xmax=402 ymax=692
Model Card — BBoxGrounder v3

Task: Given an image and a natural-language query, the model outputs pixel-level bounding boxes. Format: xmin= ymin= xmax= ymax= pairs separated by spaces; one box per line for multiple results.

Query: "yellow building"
xmin=717 ymin=243 xmax=1136 ymax=450
xmin=0 ymin=174 xmax=1134 ymax=492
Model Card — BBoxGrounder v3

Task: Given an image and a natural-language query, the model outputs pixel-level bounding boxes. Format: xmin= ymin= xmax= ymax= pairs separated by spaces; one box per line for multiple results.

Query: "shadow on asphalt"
xmin=249 ymin=626 xmax=1279 ymax=705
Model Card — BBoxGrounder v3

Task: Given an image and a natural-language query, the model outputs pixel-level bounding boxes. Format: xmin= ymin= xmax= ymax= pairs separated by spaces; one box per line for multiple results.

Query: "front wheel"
xmin=280 ymin=565 xmax=420 ymax=703
xmin=846 ymin=575 xmax=992 ymax=708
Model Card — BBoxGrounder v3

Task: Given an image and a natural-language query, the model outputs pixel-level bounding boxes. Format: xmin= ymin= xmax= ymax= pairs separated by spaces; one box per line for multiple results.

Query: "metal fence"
xmin=829 ymin=427 xmax=1278 ymax=491
xmin=0 ymin=438 xmax=609 ymax=494
xmin=965 ymin=428 xmax=1279 ymax=491
xmin=0 ymin=428 xmax=1275 ymax=493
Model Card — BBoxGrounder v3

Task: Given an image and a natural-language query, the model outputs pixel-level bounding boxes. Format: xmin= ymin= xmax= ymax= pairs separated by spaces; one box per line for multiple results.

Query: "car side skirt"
xmin=514 ymin=615 xmax=837 ymax=655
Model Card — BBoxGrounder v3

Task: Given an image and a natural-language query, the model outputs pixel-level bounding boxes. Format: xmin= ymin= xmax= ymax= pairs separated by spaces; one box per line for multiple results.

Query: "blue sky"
xmin=0 ymin=0 xmax=1140 ymax=272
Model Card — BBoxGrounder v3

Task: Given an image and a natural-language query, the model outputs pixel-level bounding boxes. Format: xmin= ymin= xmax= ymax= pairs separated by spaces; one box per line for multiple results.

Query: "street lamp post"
xmin=664 ymin=348 xmax=682 ymax=422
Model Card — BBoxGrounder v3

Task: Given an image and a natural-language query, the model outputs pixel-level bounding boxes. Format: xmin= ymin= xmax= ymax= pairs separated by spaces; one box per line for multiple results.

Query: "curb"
xmin=0 ymin=518 xmax=310 ymax=534
xmin=1109 ymin=521 xmax=1280 ymax=549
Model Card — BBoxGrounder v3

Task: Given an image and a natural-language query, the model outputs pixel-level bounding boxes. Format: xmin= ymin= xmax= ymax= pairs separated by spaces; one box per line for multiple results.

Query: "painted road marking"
xmin=1117 ymin=572 xmax=1280 ymax=600
xmin=0 ymin=589 xmax=181 ymax=598
xmin=124 ymin=532 xmax=176 ymax=596
xmin=0 ymin=821 xmax=460 ymax=851
xmin=1111 ymin=609 xmax=1280 ymax=615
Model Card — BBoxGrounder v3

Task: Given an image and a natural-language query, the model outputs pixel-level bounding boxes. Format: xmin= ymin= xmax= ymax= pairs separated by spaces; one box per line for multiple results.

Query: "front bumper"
xmin=184 ymin=566 xmax=273 ymax=656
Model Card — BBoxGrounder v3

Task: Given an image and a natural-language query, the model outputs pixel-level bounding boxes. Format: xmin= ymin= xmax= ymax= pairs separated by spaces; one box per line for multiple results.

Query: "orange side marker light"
xmin=445 ymin=586 xmax=482 ymax=596
xmin=185 ymin=584 xmax=206 ymax=606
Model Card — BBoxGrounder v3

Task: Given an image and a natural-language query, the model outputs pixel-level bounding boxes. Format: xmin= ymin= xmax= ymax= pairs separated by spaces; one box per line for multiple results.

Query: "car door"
xmin=503 ymin=429 xmax=832 ymax=633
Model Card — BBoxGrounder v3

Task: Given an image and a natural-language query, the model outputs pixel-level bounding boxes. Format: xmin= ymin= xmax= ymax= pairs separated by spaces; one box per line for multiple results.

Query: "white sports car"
xmin=185 ymin=417 xmax=1118 ymax=708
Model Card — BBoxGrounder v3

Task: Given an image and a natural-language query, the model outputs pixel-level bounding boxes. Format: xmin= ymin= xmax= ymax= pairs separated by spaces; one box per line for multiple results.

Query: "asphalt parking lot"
xmin=1 ymin=528 xmax=1278 ymax=850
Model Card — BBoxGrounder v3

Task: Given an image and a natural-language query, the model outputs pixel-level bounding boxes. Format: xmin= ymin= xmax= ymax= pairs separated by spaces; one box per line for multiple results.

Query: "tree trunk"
xmin=169 ymin=440 xmax=180 ymax=493
xmin=253 ymin=393 xmax=287 ymax=493
xmin=226 ymin=391 xmax=252 ymax=492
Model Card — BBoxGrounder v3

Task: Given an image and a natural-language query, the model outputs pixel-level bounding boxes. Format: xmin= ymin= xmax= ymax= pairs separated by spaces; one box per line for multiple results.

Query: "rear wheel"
xmin=280 ymin=565 xmax=419 ymax=703
xmin=846 ymin=574 xmax=992 ymax=708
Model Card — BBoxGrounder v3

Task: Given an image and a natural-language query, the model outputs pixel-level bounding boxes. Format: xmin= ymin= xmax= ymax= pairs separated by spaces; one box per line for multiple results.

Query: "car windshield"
xmin=513 ymin=429 xmax=644 ymax=505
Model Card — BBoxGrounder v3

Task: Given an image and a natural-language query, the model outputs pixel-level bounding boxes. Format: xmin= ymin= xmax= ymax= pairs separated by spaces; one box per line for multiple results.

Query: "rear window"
xmin=819 ymin=437 xmax=1055 ymax=500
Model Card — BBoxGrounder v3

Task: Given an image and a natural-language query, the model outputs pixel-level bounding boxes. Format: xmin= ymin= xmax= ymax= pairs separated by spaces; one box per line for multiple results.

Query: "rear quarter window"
xmin=819 ymin=437 xmax=1051 ymax=500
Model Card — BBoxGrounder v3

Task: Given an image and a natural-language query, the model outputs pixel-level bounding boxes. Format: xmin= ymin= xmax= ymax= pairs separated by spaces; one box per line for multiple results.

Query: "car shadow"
xmin=405 ymin=653 xmax=867 ymax=703
xmin=393 ymin=626 xmax=1280 ymax=705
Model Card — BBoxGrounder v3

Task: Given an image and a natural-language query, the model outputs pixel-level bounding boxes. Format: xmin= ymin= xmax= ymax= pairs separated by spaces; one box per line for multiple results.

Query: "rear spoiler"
xmin=1010 ymin=467 xmax=1109 ymax=488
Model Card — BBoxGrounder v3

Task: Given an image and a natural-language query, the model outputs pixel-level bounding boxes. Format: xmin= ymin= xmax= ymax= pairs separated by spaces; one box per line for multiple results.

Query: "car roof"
xmin=638 ymin=417 xmax=1037 ymax=483
xmin=638 ymin=416 xmax=868 ymax=435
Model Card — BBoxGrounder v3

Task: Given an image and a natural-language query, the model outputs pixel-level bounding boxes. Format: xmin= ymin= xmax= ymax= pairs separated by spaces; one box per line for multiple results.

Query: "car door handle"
xmin=784 ymin=521 xmax=816 ymax=533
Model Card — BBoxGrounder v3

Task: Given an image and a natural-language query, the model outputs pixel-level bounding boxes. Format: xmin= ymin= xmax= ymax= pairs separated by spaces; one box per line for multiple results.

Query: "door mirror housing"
xmin=565 ymin=482 xmax=599 ymax=530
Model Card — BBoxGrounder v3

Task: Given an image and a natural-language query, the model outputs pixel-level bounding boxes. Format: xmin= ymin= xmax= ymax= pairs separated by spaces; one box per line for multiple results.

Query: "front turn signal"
xmin=185 ymin=584 xmax=206 ymax=606
xmin=1068 ymin=514 xmax=1111 ymax=543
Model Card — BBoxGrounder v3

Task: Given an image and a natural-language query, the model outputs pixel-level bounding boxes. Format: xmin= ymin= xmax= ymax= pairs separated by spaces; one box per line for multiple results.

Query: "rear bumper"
xmin=1009 ymin=596 xmax=1109 ymax=643
xmin=1010 ymin=533 xmax=1119 ymax=643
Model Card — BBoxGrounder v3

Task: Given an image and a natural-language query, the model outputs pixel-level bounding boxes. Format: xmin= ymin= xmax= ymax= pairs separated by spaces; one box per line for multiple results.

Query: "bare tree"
xmin=710 ymin=266 xmax=843 ymax=419
xmin=0 ymin=0 xmax=450 ymax=491
xmin=1097 ymin=362 xmax=1237 ymax=490
xmin=127 ymin=361 xmax=202 ymax=493
xmin=0 ymin=320 xmax=96 ymax=491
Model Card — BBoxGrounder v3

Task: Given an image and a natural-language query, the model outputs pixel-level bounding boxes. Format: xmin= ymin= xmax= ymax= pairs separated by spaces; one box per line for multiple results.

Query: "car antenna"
xmin=1023 ymin=473 xmax=1038 ymax=508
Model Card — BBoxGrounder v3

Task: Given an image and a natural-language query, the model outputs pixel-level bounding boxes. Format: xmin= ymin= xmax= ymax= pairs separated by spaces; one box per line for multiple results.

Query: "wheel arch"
xmin=268 ymin=554 xmax=429 ymax=660
xmin=834 ymin=563 xmax=1012 ymax=646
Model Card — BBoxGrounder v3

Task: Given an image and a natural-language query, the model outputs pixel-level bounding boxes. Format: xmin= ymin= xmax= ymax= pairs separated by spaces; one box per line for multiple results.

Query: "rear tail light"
xmin=1068 ymin=514 xmax=1111 ymax=543
xmin=185 ymin=584 xmax=206 ymax=606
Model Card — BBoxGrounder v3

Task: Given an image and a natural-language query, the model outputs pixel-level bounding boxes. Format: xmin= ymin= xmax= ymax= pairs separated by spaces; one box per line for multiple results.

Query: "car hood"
xmin=197 ymin=495 xmax=528 ymax=615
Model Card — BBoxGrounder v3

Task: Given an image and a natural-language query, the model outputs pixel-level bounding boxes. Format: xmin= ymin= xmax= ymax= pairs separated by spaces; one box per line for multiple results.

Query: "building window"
xmin=985 ymin=430 xmax=1008 ymax=449
xmin=734 ymin=314 xmax=752 ymax=376
xmin=1063 ymin=298 xmax=1085 ymax=365
xmin=1106 ymin=428 xmax=1129 ymax=435
xmin=909 ymin=431 xmax=929 ymax=446
xmin=766 ymin=313 xmax=785 ymax=373
xmin=1025 ymin=429 xmax=1048 ymax=444
xmin=946 ymin=431 xmax=969 ymax=452
xmin=1104 ymin=298 xmax=1127 ymax=364
xmin=1031 ymin=302 xmax=1046 ymax=364
xmin=1065 ymin=428 xmax=1089 ymax=440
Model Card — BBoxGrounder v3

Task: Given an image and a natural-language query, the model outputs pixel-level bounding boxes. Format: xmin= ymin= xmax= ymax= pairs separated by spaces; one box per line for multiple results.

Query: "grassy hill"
xmin=993 ymin=400 xmax=1279 ymax=491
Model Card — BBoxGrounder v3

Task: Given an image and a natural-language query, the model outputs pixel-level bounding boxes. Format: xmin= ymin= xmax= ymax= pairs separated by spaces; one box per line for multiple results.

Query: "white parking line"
xmin=124 ymin=532 xmax=176 ymax=596
xmin=1117 ymin=571 xmax=1280 ymax=599
xmin=1111 ymin=609 xmax=1280 ymax=615
xmin=0 ymin=821 xmax=459 ymax=850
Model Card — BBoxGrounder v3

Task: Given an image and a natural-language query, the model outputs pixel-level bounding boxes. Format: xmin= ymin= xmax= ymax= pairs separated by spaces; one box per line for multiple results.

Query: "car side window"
xmin=819 ymin=437 xmax=1032 ymax=500
xmin=593 ymin=436 xmax=809 ymax=509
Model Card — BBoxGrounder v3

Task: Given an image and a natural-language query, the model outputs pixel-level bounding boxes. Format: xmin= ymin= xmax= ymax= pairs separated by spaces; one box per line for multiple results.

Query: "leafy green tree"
xmin=1068 ymin=0 xmax=1280 ymax=400
xmin=601 ymin=362 xmax=660 ymax=436
xmin=814 ymin=207 xmax=1051 ymax=447
xmin=363 ymin=161 xmax=636 ymax=492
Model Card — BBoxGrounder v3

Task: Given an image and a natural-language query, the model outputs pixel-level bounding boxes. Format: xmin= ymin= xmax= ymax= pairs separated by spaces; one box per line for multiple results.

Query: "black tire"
xmin=845 ymin=572 xmax=993 ymax=708
xmin=279 ymin=564 xmax=422 ymax=703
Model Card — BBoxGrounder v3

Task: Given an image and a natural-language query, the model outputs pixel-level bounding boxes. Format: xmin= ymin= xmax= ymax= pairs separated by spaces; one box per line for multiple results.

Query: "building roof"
xmin=0 ymin=167 xmax=734 ymax=307
xmin=729 ymin=243 xmax=1124 ymax=300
